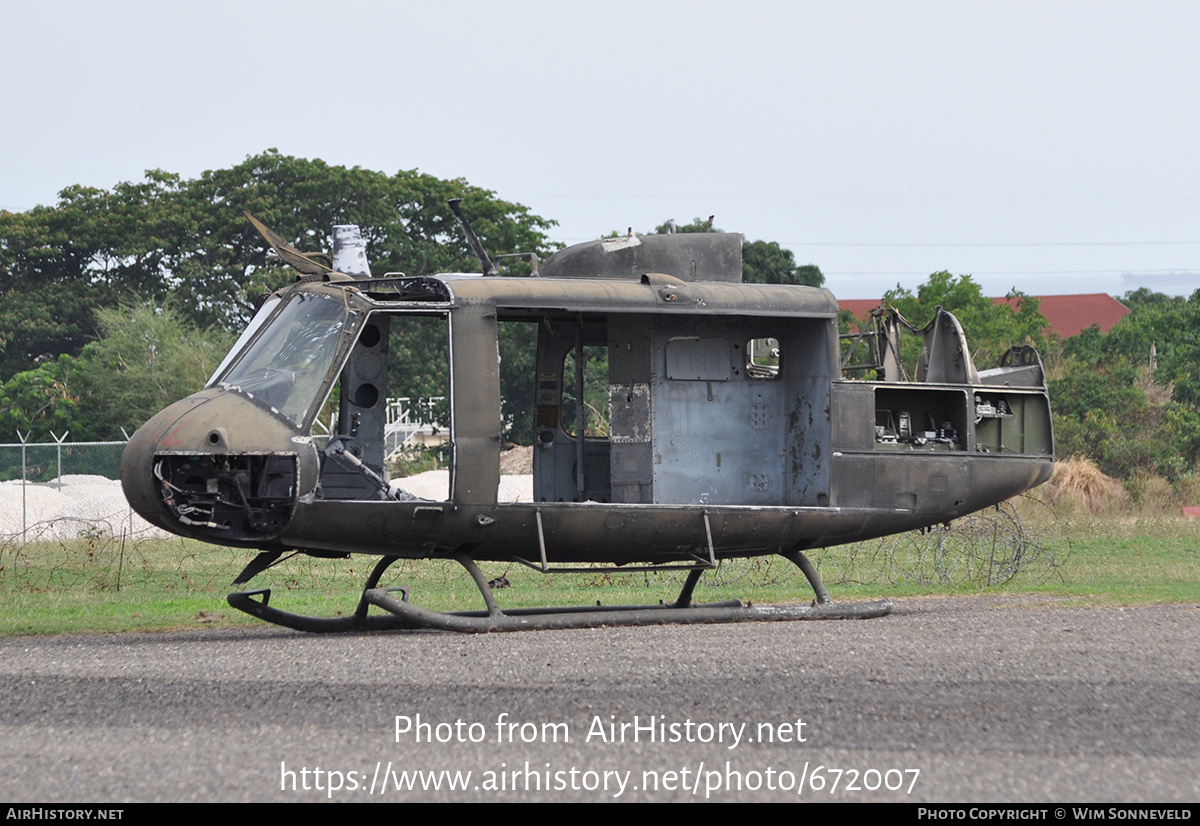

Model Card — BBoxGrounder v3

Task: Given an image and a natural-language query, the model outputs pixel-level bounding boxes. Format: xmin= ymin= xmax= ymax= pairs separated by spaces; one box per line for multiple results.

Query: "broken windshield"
xmin=215 ymin=291 xmax=355 ymax=427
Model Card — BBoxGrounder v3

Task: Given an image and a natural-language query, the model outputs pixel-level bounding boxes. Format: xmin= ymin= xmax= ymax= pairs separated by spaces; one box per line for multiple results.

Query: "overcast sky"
xmin=3 ymin=1 xmax=1198 ymax=300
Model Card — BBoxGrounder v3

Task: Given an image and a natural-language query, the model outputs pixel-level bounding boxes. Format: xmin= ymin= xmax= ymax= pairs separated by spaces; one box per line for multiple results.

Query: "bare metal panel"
xmin=609 ymin=383 xmax=651 ymax=443
xmin=779 ymin=321 xmax=834 ymax=506
xmin=607 ymin=316 xmax=654 ymax=504
xmin=651 ymin=317 xmax=787 ymax=506
xmin=609 ymin=444 xmax=653 ymax=503
xmin=665 ymin=337 xmax=732 ymax=381
xmin=784 ymin=376 xmax=832 ymax=506
xmin=869 ymin=455 xmax=969 ymax=513
xmin=539 ymin=232 xmax=744 ymax=283
xmin=830 ymin=455 xmax=874 ymax=508
xmin=830 ymin=382 xmax=875 ymax=451
xmin=607 ymin=316 xmax=652 ymax=384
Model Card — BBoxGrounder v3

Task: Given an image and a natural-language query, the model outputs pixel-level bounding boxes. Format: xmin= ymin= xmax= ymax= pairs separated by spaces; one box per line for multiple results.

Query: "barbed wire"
xmin=811 ymin=496 xmax=1067 ymax=589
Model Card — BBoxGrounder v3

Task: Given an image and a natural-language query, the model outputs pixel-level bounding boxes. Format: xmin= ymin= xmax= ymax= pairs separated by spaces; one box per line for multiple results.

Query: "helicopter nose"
xmin=121 ymin=389 xmax=319 ymax=544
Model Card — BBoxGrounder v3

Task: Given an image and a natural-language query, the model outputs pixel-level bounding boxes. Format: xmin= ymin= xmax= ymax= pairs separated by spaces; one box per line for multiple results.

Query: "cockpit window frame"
xmin=210 ymin=287 xmax=363 ymax=431
xmin=206 ymin=296 xmax=284 ymax=387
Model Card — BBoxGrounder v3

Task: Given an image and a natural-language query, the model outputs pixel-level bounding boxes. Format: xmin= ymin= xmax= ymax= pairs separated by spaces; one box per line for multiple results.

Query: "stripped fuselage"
xmin=122 ymin=232 xmax=1053 ymax=574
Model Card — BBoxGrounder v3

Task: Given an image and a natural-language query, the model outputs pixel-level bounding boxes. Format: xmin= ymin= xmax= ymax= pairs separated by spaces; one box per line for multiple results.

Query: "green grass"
xmin=1 ymin=504 xmax=1197 ymax=635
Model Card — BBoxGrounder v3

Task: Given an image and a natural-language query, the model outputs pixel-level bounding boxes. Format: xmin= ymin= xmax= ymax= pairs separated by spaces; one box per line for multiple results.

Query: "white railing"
xmin=384 ymin=396 xmax=446 ymax=454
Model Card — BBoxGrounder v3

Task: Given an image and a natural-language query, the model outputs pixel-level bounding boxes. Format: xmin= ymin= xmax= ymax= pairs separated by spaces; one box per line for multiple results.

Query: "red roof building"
xmin=838 ymin=294 xmax=1129 ymax=339
xmin=995 ymin=294 xmax=1129 ymax=338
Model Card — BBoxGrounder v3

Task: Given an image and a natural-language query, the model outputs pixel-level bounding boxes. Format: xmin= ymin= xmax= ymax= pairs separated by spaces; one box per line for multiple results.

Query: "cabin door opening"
xmin=533 ymin=316 xmax=611 ymax=502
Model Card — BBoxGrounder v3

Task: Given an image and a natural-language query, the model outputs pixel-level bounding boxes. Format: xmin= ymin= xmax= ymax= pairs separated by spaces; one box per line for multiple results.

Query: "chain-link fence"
xmin=0 ymin=436 xmax=161 ymax=543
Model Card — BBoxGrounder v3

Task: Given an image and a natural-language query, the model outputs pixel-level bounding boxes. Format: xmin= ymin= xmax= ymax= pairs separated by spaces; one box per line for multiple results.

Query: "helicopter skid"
xmin=225 ymin=549 xmax=892 ymax=634
xmin=227 ymin=587 xmax=424 ymax=633
xmin=362 ymin=588 xmax=893 ymax=633
xmin=226 ymin=586 xmax=892 ymax=633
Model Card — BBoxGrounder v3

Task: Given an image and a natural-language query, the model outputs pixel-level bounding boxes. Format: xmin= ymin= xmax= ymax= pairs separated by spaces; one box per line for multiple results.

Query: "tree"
xmin=70 ymin=303 xmax=235 ymax=438
xmin=743 ymin=240 xmax=824 ymax=287
xmin=0 ymin=171 xmax=189 ymax=378
xmin=0 ymin=151 xmax=558 ymax=380
xmin=0 ymin=355 xmax=81 ymax=440
xmin=1088 ymin=289 xmax=1200 ymax=403
xmin=882 ymin=271 xmax=1050 ymax=370
xmin=1050 ymin=288 xmax=1200 ymax=480
xmin=0 ymin=302 xmax=233 ymax=440
xmin=169 ymin=152 xmax=557 ymax=330
xmin=654 ymin=216 xmax=716 ymax=234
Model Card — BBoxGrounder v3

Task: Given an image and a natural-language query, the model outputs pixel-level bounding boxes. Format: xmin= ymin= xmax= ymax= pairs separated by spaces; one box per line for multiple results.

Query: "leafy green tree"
xmin=653 ymin=216 xmax=717 ymax=234
xmin=882 ymin=271 xmax=1050 ymax=370
xmin=69 ymin=303 xmax=234 ymax=438
xmin=1050 ymin=288 xmax=1200 ymax=480
xmin=0 ymin=171 xmax=190 ymax=378
xmin=0 ymin=303 xmax=233 ymax=440
xmin=1086 ymin=289 xmax=1200 ymax=403
xmin=0 ymin=151 xmax=557 ymax=380
xmin=0 ymin=355 xmax=82 ymax=440
xmin=743 ymin=240 xmax=824 ymax=287
xmin=169 ymin=151 xmax=556 ymax=330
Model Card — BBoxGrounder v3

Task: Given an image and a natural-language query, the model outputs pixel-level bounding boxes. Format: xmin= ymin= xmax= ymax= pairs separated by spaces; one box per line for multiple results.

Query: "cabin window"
xmin=745 ymin=337 xmax=781 ymax=379
xmin=561 ymin=344 xmax=610 ymax=439
xmin=312 ymin=311 xmax=453 ymax=502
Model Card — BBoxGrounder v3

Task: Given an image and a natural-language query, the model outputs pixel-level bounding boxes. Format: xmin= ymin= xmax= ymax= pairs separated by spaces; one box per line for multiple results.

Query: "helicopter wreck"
xmin=121 ymin=210 xmax=1053 ymax=632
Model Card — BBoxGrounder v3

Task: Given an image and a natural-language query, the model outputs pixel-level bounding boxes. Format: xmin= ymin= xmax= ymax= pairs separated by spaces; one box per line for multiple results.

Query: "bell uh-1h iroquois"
xmin=120 ymin=206 xmax=1054 ymax=633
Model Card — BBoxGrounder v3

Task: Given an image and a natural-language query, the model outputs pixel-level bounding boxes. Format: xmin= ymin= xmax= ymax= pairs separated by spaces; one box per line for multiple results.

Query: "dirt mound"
xmin=500 ymin=445 xmax=533 ymax=474
xmin=0 ymin=477 xmax=167 ymax=540
xmin=389 ymin=470 xmax=532 ymax=502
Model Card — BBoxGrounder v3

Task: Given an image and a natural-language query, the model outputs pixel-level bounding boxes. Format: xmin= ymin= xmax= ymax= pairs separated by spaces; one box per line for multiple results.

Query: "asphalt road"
xmin=1 ymin=595 xmax=1197 ymax=803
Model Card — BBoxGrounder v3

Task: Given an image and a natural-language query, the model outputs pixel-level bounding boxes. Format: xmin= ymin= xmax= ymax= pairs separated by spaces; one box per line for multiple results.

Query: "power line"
xmin=827 ymin=268 xmax=1199 ymax=277
xmin=529 ymin=192 xmax=1200 ymax=204
xmin=549 ymin=235 xmax=1200 ymax=248
xmin=791 ymin=241 xmax=1200 ymax=248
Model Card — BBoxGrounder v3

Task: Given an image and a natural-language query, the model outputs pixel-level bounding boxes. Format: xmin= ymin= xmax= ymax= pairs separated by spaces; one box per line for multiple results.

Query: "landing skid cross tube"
xmin=227 ymin=551 xmax=892 ymax=633
xmin=226 ymin=554 xmax=423 ymax=633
